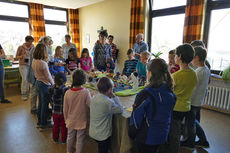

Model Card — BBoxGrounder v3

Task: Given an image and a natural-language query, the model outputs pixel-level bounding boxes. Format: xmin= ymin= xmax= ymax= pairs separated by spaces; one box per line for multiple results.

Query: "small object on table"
xmin=114 ymin=72 xmax=120 ymax=80
xmin=129 ymin=72 xmax=139 ymax=91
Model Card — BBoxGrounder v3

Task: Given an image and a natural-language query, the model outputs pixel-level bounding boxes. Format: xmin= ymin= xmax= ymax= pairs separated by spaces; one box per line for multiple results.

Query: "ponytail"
xmin=165 ymin=71 xmax=173 ymax=90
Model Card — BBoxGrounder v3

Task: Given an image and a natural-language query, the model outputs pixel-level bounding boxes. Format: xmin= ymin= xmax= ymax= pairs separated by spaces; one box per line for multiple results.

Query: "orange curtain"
xmin=29 ymin=3 xmax=46 ymax=45
xmin=129 ymin=0 xmax=145 ymax=48
xmin=68 ymin=9 xmax=80 ymax=56
xmin=183 ymin=0 xmax=205 ymax=43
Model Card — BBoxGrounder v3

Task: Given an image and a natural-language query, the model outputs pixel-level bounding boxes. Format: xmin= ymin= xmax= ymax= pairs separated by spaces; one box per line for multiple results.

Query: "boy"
xmin=89 ymin=77 xmax=123 ymax=153
xmin=168 ymin=44 xmax=197 ymax=153
xmin=168 ymin=49 xmax=180 ymax=74
xmin=122 ymin=49 xmax=138 ymax=77
xmin=181 ymin=46 xmax=210 ymax=149
xmin=136 ymin=51 xmax=150 ymax=79
xmin=48 ymin=72 xmax=69 ymax=143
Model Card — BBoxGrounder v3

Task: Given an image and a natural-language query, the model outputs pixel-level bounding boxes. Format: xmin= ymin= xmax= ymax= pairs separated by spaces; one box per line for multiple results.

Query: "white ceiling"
xmin=15 ymin=0 xmax=105 ymax=9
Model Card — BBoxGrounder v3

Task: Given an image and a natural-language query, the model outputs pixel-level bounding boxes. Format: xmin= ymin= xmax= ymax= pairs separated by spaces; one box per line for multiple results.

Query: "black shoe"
xmin=195 ymin=140 xmax=210 ymax=148
xmin=31 ymin=110 xmax=37 ymax=114
xmin=53 ymin=139 xmax=59 ymax=144
xmin=39 ymin=124 xmax=53 ymax=131
xmin=180 ymin=141 xmax=195 ymax=150
xmin=1 ymin=99 xmax=11 ymax=103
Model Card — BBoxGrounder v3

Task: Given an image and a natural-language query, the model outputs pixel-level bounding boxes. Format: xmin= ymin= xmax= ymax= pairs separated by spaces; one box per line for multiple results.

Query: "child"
xmin=50 ymin=46 xmax=66 ymax=76
xmin=168 ymin=49 xmax=180 ymax=74
xmin=129 ymin=58 xmax=176 ymax=153
xmin=181 ymin=46 xmax=210 ymax=149
xmin=89 ymin=77 xmax=123 ymax=153
xmin=168 ymin=44 xmax=197 ymax=153
xmin=80 ymin=48 xmax=93 ymax=73
xmin=65 ymin=48 xmax=81 ymax=74
xmin=122 ymin=49 xmax=138 ymax=77
xmin=49 ymin=72 xmax=69 ymax=143
xmin=64 ymin=70 xmax=91 ymax=153
xmin=136 ymin=51 xmax=150 ymax=79
xmin=106 ymin=58 xmax=114 ymax=73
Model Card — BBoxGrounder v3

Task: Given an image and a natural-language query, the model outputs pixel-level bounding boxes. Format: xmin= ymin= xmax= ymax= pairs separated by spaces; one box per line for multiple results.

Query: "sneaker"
xmin=61 ymin=141 xmax=66 ymax=144
xmin=1 ymin=99 xmax=11 ymax=103
xmin=195 ymin=140 xmax=210 ymax=148
xmin=36 ymin=122 xmax=42 ymax=128
xmin=22 ymin=96 xmax=28 ymax=101
xmin=39 ymin=124 xmax=53 ymax=131
xmin=180 ymin=141 xmax=195 ymax=150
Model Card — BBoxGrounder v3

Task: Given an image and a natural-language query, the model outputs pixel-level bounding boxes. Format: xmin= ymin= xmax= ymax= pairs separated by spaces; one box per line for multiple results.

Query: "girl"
xmin=64 ymin=69 xmax=91 ymax=153
xmin=65 ymin=48 xmax=80 ymax=74
xmin=129 ymin=58 xmax=176 ymax=153
xmin=32 ymin=43 xmax=54 ymax=130
xmin=80 ymin=48 xmax=92 ymax=73
xmin=50 ymin=46 xmax=66 ymax=76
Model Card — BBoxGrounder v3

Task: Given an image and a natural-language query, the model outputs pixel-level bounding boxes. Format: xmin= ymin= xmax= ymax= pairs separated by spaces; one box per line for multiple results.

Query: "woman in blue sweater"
xmin=129 ymin=58 xmax=176 ymax=153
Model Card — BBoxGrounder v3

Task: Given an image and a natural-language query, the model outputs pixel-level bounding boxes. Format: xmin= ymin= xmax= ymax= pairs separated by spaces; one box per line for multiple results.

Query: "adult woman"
xmin=38 ymin=36 xmax=53 ymax=59
xmin=62 ymin=34 xmax=77 ymax=60
xmin=32 ymin=43 xmax=54 ymax=129
xmin=16 ymin=36 xmax=34 ymax=101
xmin=93 ymin=30 xmax=112 ymax=71
xmin=0 ymin=44 xmax=11 ymax=103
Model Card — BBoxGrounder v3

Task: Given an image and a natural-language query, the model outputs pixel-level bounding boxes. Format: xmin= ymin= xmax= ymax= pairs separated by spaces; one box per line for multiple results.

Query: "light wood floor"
xmin=0 ymin=85 xmax=230 ymax=153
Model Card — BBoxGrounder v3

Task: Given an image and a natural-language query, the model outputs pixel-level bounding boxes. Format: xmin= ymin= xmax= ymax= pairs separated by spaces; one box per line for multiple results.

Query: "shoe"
xmin=22 ymin=96 xmax=28 ymax=101
xmin=1 ymin=99 xmax=11 ymax=103
xmin=61 ymin=141 xmax=66 ymax=144
xmin=36 ymin=122 xmax=42 ymax=128
xmin=180 ymin=141 xmax=195 ymax=150
xmin=53 ymin=139 xmax=59 ymax=144
xmin=195 ymin=140 xmax=210 ymax=148
xmin=39 ymin=124 xmax=53 ymax=131
xmin=31 ymin=110 xmax=37 ymax=114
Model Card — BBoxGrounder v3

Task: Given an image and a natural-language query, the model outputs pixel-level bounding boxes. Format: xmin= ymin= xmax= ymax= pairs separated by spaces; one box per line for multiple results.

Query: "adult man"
xmin=133 ymin=33 xmax=149 ymax=59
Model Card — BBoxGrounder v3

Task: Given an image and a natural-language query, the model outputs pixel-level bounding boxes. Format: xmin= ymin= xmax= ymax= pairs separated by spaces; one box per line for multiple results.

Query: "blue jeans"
xmin=0 ymin=65 xmax=5 ymax=101
xmin=186 ymin=106 xmax=208 ymax=146
xmin=35 ymin=80 xmax=50 ymax=125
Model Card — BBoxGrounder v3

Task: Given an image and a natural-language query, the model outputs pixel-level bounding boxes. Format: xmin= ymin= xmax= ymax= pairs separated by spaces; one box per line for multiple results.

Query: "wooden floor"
xmin=0 ymin=85 xmax=230 ymax=153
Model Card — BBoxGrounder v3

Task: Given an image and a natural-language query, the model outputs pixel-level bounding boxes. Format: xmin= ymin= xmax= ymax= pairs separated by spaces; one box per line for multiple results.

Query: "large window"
xmin=0 ymin=2 xmax=29 ymax=56
xmin=149 ymin=0 xmax=186 ymax=62
xmin=44 ymin=8 xmax=68 ymax=54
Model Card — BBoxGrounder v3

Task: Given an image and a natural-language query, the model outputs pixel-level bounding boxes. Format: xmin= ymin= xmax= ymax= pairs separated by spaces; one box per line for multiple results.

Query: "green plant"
xmin=151 ymin=52 xmax=163 ymax=58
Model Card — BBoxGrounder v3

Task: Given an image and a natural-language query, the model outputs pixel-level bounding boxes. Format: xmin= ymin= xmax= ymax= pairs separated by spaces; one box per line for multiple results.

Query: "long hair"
xmin=68 ymin=48 xmax=79 ymax=62
xmin=147 ymin=58 xmax=173 ymax=90
xmin=54 ymin=46 xmax=64 ymax=60
xmin=33 ymin=43 xmax=48 ymax=62
xmin=80 ymin=48 xmax=89 ymax=59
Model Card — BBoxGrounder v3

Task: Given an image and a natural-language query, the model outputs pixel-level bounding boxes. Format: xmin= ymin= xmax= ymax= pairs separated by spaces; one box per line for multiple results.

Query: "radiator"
xmin=203 ymin=86 xmax=230 ymax=113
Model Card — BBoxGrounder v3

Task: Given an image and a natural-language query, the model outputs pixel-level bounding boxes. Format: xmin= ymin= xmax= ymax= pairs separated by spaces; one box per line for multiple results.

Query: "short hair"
xmin=99 ymin=30 xmax=108 ymax=38
xmin=38 ymin=36 xmax=53 ymax=45
xmin=127 ymin=49 xmax=134 ymax=55
xmin=191 ymin=40 xmax=205 ymax=48
xmin=140 ymin=51 xmax=150 ymax=58
xmin=194 ymin=46 xmax=207 ymax=62
xmin=55 ymin=72 xmax=67 ymax=86
xmin=108 ymin=35 xmax=114 ymax=39
xmin=169 ymin=49 xmax=175 ymax=55
xmin=25 ymin=35 xmax=34 ymax=42
xmin=72 ymin=69 xmax=87 ymax=87
xmin=136 ymin=33 xmax=144 ymax=39
xmin=176 ymin=43 xmax=194 ymax=64
xmin=97 ymin=77 xmax=113 ymax=94
xmin=65 ymin=34 xmax=71 ymax=39
xmin=33 ymin=43 xmax=48 ymax=61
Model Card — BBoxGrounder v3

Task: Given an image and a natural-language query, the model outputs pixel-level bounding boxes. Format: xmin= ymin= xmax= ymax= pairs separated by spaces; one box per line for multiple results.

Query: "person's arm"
xmin=85 ymin=90 xmax=92 ymax=108
xmin=122 ymin=61 xmax=127 ymax=75
xmin=93 ymin=45 xmax=97 ymax=69
xmin=0 ymin=46 xmax=6 ymax=59
xmin=43 ymin=61 xmax=54 ymax=85
xmin=108 ymin=90 xmax=123 ymax=114
xmin=16 ymin=46 xmax=24 ymax=60
xmin=89 ymin=57 xmax=93 ymax=71
xmin=63 ymin=92 xmax=69 ymax=120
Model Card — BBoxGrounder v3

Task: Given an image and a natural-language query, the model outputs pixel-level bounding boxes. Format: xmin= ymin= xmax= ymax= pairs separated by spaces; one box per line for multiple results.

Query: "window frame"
xmin=44 ymin=6 xmax=68 ymax=26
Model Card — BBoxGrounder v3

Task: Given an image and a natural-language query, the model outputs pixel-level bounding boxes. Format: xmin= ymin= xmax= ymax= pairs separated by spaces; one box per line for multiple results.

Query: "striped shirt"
xmin=122 ymin=59 xmax=138 ymax=77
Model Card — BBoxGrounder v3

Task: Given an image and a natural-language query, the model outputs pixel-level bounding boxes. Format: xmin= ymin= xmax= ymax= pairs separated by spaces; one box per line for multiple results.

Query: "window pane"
xmin=0 ymin=21 xmax=29 ymax=56
xmin=151 ymin=14 xmax=185 ymax=62
xmin=45 ymin=24 xmax=67 ymax=54
xmin=44 ymin=8 xmax=67 ymax=22
xmin=0 ymin=2 xmax=28 ymax=18
xmin=152 ymin=0 xmax=186 ymax=10
xmin=207 ymin=8 xmax=230 ymax=70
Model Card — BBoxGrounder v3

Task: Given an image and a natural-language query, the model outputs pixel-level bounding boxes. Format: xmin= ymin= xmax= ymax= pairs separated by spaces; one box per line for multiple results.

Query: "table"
xmin=4 ymin=64 xmax=21 ymax=88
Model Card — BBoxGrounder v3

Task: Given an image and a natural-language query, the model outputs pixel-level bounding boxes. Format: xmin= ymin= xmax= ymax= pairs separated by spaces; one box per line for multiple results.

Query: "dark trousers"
xmin=35 ymin=80 xmax=50 ymax=126
xmin=96 ymin=137 xmax=110 ymax=153
xmin=137 ymin=142 xmax=160 ymax=153
xmin=52 ymin=114 xmax=67 ymax=142
xmin=0 ymin=65 xmax=5 ymax=101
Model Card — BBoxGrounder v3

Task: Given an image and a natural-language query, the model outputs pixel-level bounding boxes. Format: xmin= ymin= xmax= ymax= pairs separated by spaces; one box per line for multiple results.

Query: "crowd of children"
xmin=24 ymin=30 xmax=211 ymax=153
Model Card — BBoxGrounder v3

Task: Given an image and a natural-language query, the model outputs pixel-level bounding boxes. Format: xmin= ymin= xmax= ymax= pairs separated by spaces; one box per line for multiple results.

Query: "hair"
xmin=194 ymin=46 xmax=207 ymax=62
xmin=65 ymin=34 xmax=71 ymax=39
xmin=38 ymin=36 xmax=53 ymax=45
xmin=127 ymin=48 xmax=134 ymax=55
xmin=33 ymin=43 xmax=48 ymax=61
xmin=81 ymin=48 xmax=89 ymax=58
xmin=55 ymin=72 xmax=67 ymax=86
xmin=25 ymin=35 xmax=34 ymax=42
xmin=169 ymin=49 xmax=175 ymax=55
xmin=108 ymin=35 xmax=114 ymax=39
xmin=136 ymin=33 xmax=144 ymax=39
xmin=72 ymin=69 xmax=87 ymax=87
xmin=97 ymin=77 xmax=113 ymax=94
xmin=54 ymin=46 xmax=64 ymax=60
xmin=140 ymin=51 xmax=150 ymax=58
xmin=205 ymin=60 xmax=211 ymax=70
xmin=147 ymin=58 xmax=173 ymax=90
xmin=99 ymin=30 xmax=108 ymax=38
xmin=191 ymin=40 xmax=205 ymax=48
xmin=175 ymin=43 xmax=194 ymax=64
xmin=68 ymin=48 xmax=79 ymax=62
